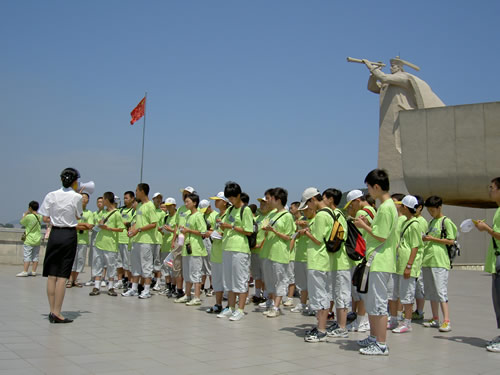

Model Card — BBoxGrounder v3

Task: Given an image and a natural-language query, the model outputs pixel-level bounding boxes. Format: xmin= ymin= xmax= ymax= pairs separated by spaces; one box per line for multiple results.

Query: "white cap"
xmin=257 ymin=196 xmax=267 ymax=202
xmin=209 ymin=192 xmax=229 ymax=203
xmin=164 ymin=197 xmax=176 ymax=206
xmin=344 ymin=189 xmax=364 ymax=209
xmin=298 ymin=187 xmax=320 ymax=210
xmin=180 ymin=186 xmax=195 ymax=193
xmin=401 ymin=195 xmax=418 ymax=210
xmin=152 ymin=192 xmax=162 ymax=199
xmin=199 ymin=199 xmax=210 ymax=213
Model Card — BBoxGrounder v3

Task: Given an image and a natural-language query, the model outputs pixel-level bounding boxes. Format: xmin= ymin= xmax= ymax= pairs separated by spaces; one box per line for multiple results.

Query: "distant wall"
xmin=0 ymin=228 xmax=47 ymax=265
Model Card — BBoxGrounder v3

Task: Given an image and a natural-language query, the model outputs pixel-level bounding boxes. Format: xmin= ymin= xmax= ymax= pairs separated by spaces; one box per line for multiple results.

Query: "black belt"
xmin=52 ymin=226 xmax=76 ymax=230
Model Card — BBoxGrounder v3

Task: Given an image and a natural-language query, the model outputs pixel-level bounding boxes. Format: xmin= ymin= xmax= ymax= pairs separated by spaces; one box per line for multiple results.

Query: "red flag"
xmin=130 ymin=97 xmax=146 ymax=125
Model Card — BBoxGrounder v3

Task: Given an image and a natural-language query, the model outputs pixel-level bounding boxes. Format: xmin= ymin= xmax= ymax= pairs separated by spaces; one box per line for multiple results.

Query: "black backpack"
xmin=439 ymin=217 xmax=461 ymax=267
xmin=228 ymin=206 xmax=258 ymax=249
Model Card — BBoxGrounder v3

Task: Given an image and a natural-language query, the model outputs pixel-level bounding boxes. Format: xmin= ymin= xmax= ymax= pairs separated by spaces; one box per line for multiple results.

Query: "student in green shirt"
xmin=174 ymin=193 xmax=207 ymax=306
xmin=114 ymin=191 xmax=136 ymax=290
xmin=283 ymin=201 xmax=301 ymax=308
xmin=354 ymin=169 xmax=398 ymax=356
xmin=68 ymin=193 xmax=94 ymax=287
xmin=263 ymin=187 xmax=296 ymax=318
xmin=391 ymin=195 xmax=424 ymax=334
xmin=17 ymin=201 xmax=42 ymax=277
xmin=160 ymin=197 xmax=178 ymax=297
xmin=251 ymin=196 xmax=271 ymax=304
xmin=421 ymin=195 xmax=456 ymax=332
xmin=217 ymin=182 xmax=254 ymax=322
xmin=122 ymin=183 xmax=159 ymax=299
xmin=152 ymin=192 xmax=166 ymax=292
xmin=89 ymin=192 xmax=125 ymax=297
xmin=200 ymin=199 xmax=217 ymax=296
xmin=475 ymin=177 xmax=500 ymax=353
xmin=413 ymin=195 xmax=428 ymax=321
xmin=85 ymin=196 xmax=105 ymax=286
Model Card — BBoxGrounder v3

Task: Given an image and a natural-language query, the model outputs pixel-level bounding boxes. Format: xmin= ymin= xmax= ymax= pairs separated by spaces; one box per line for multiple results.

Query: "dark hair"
xmin=60 ymin=167 xmax=80 ymax=188
xmin=137 ymin=183 xmax=150 ymax=196
xmin=363 ymin=194 xmax=376 ymax=208
xmin=97 ymin=196 xmax=103 ymax=201
xmin=271 ymin=187 xmax=288 ymax=206
xmin=29 ymin=201 xmax=39 ymax=211
xmin=492 ymin=177 xmax=500 ymax=189
xmin=414 ymin=195 xmax=424 ymax=210
xmin=185 ymin=193 xmax=200 ymax=208
xmin=224 ymin=181 xmax=242 ymax=198
xmin=425 ymin=195 xmax=443 ymax=208
xmin=407 ymin=206 xmax=417 ymax=214
xmin=124 ymin=191 xmax=135 ymax=198
xmin=81 ymin=192 xmax=90 ymax=199
xmin=311 ymin=194 xmax=323 ymax=202
xmin=290 ymin=201 xmax=300 ymax=208
xmin=364 ymin=169 xmax=390 ymax=191
xmin=248 ymin=204 xmax=257 ymax=214
xmin=241 ymin=192 xmax=250 ymax=205
xmin=264 ymin=188 xmax=275 ymax=197
xmin=322 ymin=188 xmax=342 ymax=206
xmin=391 ymin=193 xmax=405 ymax=202
xmin=103 ymin=192 xmax=115 ymax=204
xmin=135 ymin=198 xmax=141 ymax=203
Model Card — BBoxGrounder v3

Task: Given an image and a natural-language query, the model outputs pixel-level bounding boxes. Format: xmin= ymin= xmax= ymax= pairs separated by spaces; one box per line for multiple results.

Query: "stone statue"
xmin=348 ymin=57 xmax=444 ymax=190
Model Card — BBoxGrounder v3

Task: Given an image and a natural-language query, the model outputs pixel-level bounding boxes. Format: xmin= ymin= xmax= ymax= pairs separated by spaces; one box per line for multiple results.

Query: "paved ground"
xmin=1 ymin=265 xmax=500 ymax=375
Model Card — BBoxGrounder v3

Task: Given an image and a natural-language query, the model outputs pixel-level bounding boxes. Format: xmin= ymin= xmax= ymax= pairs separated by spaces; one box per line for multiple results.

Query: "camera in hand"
xmin=186 ymin=243 xmax=192 ymax=255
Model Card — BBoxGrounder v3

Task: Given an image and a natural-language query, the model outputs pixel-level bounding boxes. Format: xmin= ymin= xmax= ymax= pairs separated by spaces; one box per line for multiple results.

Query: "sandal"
xmin=73 ymin=282 xmax=83 ymax=288
xmin=66 ymin=281 xmax=73 ymax=288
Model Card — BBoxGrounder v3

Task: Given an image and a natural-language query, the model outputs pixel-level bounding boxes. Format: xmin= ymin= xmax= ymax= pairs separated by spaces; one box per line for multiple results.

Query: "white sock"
xmin=144 ymin=284 xmax=150 ymax=293
xmin=404 ymin=318 xmax=412 ymax=326
xmin=95 ymin=280 xmax=100 ymax=289
xmin=359 ymin=314 xmax=368 ymax=324
xmin=132 ymin=283 xmax=138 ymax=291
xmin=108 ymin=281 xmax=114 ymax=290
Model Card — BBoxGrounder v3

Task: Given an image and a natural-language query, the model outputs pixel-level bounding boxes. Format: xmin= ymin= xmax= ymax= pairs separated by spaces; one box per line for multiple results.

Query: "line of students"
xmin=54 ymin=171 xmax=500 ymax=355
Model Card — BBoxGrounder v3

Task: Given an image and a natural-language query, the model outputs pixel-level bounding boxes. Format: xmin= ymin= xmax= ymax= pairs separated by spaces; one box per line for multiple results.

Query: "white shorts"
xmin=116 ymin=243 xmax=130 ymax=271
xmin=263 ymin=258 xmax=274 ymax=292
xmin=222 ymin=251 xmax=250 ymax=293
xmin=250 ymin=253 xmax=263 ymax=280
xmin=396 ymin=275 xmax=417 ymax=305
xmin=23 ymin=244 xmax=40 ymax=263
xmin=130 ymin=242 xmax=154 ymax=278
xmin=153 ymin=244 xmax=162 ymax=272
xmin=286 ymin=261 xmax=295 ymax=285
xmin=159 ymin=251 xmax=170 ymax=277
xmin=182 ymin=256 xmax=203 ymax=283
xmin=72 ymin=244 xmax=88 ymax=272
xmin=269 ymin=261 xmax=289 ymax=297
xmin=307 ymin=269 xmax=333 ymax=311
xmin=201 ymin=255 xmax=211 ymax=276
xmin=415 ymin=273 xmax=425 ymax=300
xmin=211 ymin=262 xmax=224 ymax=292
xmin=361 ymin=271 xmax=390 ymax=316
xmin=422 ymin=267 xmax=449 ymax=303
xmin=351 ymin=266 xmax=361 ymax=302
xmin=332 ymin=270 xmax=352 ymax=309
xmin=92 ymin=248 xmax=117 ymax=279
xmin=387 ymin=272 xmax=399 ymax=301
xmin=294 ymin=261 xmax=308 ymax=291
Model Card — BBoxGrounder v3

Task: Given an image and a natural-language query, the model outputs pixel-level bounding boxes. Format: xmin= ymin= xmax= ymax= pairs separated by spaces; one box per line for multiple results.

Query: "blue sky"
xmin=1 ymin=0 xmax=499 ymax=223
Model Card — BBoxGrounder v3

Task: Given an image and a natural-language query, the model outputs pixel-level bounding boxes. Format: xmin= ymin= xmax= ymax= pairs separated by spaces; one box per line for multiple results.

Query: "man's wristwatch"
xmin=232 ymin=224 xmax=235 ymax=230
xmin=138 ymin=227 xmax=142 ymax=233
xmin=406 ymin=264 xmax=412 ymax=269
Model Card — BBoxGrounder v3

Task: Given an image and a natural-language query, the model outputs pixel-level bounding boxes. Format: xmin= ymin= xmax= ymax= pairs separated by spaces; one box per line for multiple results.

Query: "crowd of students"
xmin=17 ymin=170 xmax=500 ymax=355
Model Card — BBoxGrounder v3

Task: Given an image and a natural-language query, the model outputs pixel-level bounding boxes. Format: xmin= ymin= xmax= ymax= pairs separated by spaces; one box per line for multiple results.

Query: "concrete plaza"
xmin=1 ymin=264 xmax=500 ymax=375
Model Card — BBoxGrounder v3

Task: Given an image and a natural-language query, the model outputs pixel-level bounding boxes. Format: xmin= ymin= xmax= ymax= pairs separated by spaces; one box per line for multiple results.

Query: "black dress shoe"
xmin=48 ymin=313 xmax=54 ymax=323
xmin=50 ymin=313 xmax=73 ymax=324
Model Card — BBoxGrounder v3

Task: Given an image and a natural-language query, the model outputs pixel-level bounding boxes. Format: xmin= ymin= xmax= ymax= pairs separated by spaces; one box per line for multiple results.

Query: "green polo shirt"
xmin=20 ymin=213 xmax=42 ymax=246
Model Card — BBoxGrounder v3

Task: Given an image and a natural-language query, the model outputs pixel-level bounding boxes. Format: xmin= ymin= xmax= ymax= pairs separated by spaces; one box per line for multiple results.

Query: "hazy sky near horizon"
xmin=1 ymin=0 xmax=499 ymax=223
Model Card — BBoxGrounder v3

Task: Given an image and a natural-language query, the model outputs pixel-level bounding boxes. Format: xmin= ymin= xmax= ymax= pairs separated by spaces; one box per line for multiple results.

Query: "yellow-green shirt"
xmin=20 ymin=213 xmax=42 ymax=246
xmin=95 ymin=209 xmax=125 ymax=252
xmin=132 ymin=201 xmax=159 ymax=244
xmin=484 ymin=208 xmax=500 ymax=274
xmin=77 ymin=209 xmax=94 ymax=245
xmin=422 ymin=216 xmax=457 ymax=270
xmin=222 ymin=206 xmax=254 ymax=254
xmin=182 ymin=211 xmax=207 ymax=257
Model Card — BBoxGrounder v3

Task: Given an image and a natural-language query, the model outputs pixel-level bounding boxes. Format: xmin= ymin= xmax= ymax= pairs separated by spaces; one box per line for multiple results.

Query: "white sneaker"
xmin=283 ymin=299 xmax=294 ymax=307
xmin=84 ymin=280 xmax=94 ymax=286
xmin=121 ymin=289 xmax=139 ymax=297
xmin=113 ymin=280 xmax=124 ymax=289
xmin=392 ymin=322 xmax=412 ymax=333
xmin=357 ymin=321 xmax=370 ymax=333
xmin=267 ymin=308 xmax=281 ymax=318
xmin=16 ymin=271 xmax=29 ymax=277
xmin=217 ymin=307 xmax=233 ymax=318
xmin=359 ymin=342 xmax=389 ymax=356
xmin=152 ymin=283 xmax=162 ymax=292
xmin=101 ymin=281 xmax=107 ymax=287
xmin=138 ymin=291 xmax=152 ymax=299
xmin=258 ymin=301 xmax=268 ymax=308
xmin=174 ymin=295 xmax=189 ymax=303
xmin=486 ymin=342 xmax=500 ymax=353
xmin=229 ymin=310 xmax=245 ymax=321
xmin=29 ymin=271 xmax=37 ymax=276
xmin=186 ymin=298 xmax=201 ymax=306
xmin=291 ymin=303 xmax=305 ymax=313
xmin=347 ymin=321 xmax=359 ymax=332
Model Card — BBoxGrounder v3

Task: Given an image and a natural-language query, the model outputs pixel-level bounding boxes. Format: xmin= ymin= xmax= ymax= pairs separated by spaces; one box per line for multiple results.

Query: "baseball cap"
xmin=199 ymin=199 xmax=210 ymax=213
xmin=344 ymin=189 xmax=364 ymax=209
xmin=152 ymin=192 xmax=162 ymax=199
xmin=401 ymin=195 xmax=418 ymax=209
xmin=179 ymin=186 xmax=195 ymax=193
xmin=257 ymin=196 xmax=267 ymax=202
xmin=209 ymin=191 xmax=229 ymax=203
xmin=298 ymin=187 xmax=320 ymax=210
xmin=164 ymin=197 xmax=176 ymax=206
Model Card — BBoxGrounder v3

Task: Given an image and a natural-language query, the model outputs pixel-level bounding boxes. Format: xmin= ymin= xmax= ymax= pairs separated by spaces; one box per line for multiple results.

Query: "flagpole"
xmin=140 ymin=92 xmax=147 ymax=183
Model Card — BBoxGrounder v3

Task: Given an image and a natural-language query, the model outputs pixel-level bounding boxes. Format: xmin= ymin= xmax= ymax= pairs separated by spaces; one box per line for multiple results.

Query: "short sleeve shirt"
xmin=132 ymin=201 xmax=159 ymax=244
xmin=484 ymin=208 xmax=500 ymax=274
xmin=118 ymin=207 xmax=135 ymax=245
xmin=39 ymin=187 xmax=83 ymax=227
xmin=20 ymin=213 xmax=42 ymax=246
xmin=222 ymin=206 xmax=254 ymax=254
xmin=210 ymin=211 xmax=227 ymax=264
xmin=77 ymin=209 xmax=94 ymax=245
xmin=182 ymin=211 xmax=208 ymax=257
xmin=294 ymin=217 xmax=314 ymax=263
xmin=396 ymin=217 xmax=425 ymax=277
xmin=266 ymin=211 xmax=296 ymax=264
xmin=422 ymin=216 xmax=457 ymax=270
xmin=95 ymin=210 xmax=126 ymax=252
xmin=161 ymin=211 xmax=177 ymax=253
xmin=331 ymin=209 xmax=353 ymax=271
xmin=259 ymin=209 xmax=277 ymax=259
xmin=307 ymin=208 xmax=334 ymax=272
xmin=155 ymin=209 xmax=166 ymax=244
xmin=366 ymin=199 xmax=398 ymax=273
